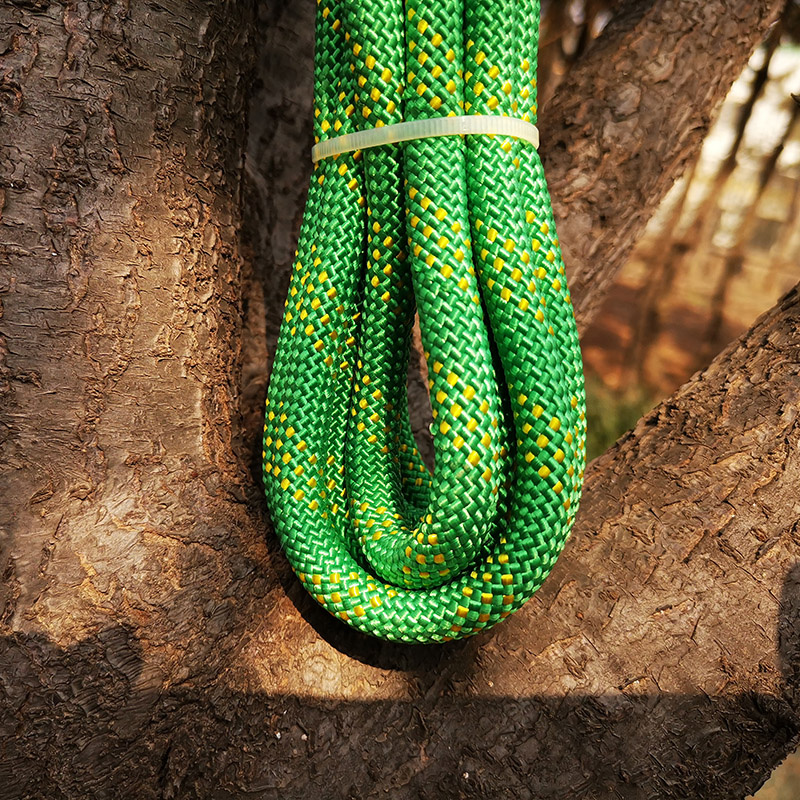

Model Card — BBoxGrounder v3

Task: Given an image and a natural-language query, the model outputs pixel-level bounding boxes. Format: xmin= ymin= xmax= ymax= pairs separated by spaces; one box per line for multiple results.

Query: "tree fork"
xmin=0 ymin=0 xmax=794 ymax=797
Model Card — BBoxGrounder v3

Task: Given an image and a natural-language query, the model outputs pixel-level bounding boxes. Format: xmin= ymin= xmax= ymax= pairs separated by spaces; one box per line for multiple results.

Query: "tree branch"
xmin=6 ymin=279 xmax=797 ymax=798
xmin=540 ymin=0 xmax=784 ymax=328
xmin=243 ymin=0 xmax=784 ymax=372
xmin=222 ymin=286 xmax=800 ymax=800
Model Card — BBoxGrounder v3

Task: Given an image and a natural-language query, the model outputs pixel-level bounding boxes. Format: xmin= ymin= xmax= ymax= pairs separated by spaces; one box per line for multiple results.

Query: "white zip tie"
xmin=311 ymin=115 xmax=539 ymax=163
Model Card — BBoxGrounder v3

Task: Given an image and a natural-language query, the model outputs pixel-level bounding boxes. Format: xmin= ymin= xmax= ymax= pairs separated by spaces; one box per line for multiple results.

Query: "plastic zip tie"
xmin=311 ymin=115 xmax=539 ymax=163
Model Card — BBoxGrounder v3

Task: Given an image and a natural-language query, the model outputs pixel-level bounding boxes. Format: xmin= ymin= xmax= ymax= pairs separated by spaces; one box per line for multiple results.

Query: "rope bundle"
xmin=263 ymin=0 xmax=586 ymax=643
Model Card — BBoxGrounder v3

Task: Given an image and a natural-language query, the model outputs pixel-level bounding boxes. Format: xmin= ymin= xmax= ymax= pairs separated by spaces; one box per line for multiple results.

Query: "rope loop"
xmin=263 ymin=0 xmax=587 ymax=643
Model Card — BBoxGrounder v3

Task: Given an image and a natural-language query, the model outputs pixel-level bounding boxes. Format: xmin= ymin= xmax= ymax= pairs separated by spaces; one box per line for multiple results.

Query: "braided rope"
xmin=263 ymin=0 xmax=586 ymax=644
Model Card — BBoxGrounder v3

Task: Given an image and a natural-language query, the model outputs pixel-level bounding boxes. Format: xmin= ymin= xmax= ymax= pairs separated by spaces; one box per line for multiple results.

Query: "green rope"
xmin=263 ymin=0 xmax=586 ymax=644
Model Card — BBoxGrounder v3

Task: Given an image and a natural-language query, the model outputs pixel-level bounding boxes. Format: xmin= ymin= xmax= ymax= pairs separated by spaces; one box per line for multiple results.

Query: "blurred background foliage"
xmin=540 ymin=0 xmax=800 ymax=792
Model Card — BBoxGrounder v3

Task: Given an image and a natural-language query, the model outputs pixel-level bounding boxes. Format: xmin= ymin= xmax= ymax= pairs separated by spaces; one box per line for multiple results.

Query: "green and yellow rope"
xmin=262 ymin=0 xmax=586 ymax=644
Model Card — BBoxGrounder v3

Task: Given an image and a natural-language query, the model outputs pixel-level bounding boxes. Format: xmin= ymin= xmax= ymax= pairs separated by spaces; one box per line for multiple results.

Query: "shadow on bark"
xmin=2 ymin=565 xmax=799 ymax=799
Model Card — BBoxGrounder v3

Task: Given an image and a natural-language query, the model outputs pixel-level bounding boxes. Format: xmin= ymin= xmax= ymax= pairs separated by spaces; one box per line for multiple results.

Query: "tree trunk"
xmin=0 ymin=0 xmax=265 ymax=780
xmin=0 ymin=0 xmax=794 ymax=798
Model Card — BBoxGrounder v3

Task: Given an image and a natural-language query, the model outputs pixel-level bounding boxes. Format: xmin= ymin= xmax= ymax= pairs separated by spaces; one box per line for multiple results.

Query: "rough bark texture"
xmin=1 ymin=0 xmax=797 ymax=798
xmin=0 ymin=0 xmax=263 ymax=739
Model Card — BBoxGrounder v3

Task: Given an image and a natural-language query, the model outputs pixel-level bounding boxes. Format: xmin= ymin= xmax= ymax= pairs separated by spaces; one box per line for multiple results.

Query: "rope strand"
xmin=262 ymin=0 xmax=586 ymax=643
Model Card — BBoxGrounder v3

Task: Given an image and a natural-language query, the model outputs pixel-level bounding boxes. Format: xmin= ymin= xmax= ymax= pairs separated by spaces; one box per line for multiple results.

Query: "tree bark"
xmin=0 ymin=0 xmax=795 ymax=799
xmin=0 ymin=0 xmax=261 ymax=730
xmin=541 ymin=0 xmax=785 ymax=328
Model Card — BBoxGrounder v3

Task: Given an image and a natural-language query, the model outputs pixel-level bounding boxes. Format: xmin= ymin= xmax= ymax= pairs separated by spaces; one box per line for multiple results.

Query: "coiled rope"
xmin=263 ymin=0 xmax=586 ymax=643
